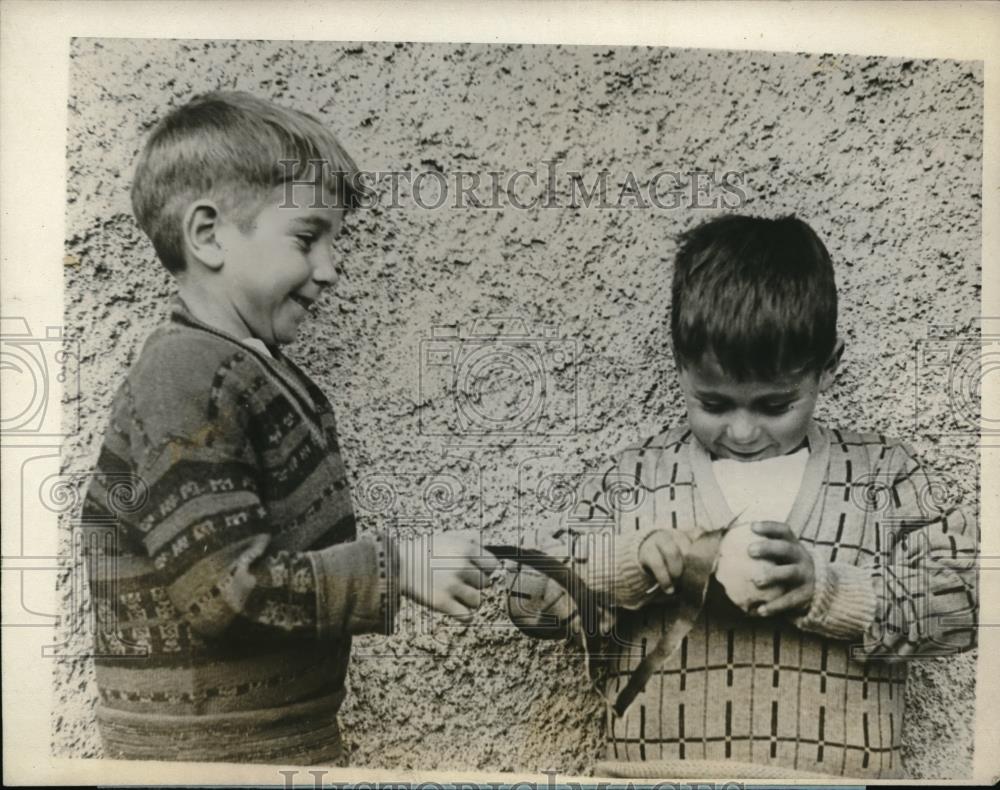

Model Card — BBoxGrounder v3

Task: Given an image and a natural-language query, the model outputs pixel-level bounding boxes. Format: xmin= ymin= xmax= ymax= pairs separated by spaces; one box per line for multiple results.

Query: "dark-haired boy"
xmin=508 ymin=215 xmax=978 ymax=779
xmin=83 ymin=91 xmax=496 ymax=764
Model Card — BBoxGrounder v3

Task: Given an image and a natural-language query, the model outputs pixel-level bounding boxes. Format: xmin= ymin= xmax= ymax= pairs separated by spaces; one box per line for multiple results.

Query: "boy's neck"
xmin=177 ymin=282 xmax=253 ymax=342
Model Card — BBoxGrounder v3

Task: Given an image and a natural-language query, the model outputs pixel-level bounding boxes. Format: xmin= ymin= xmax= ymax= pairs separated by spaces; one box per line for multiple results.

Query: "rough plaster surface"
xmin=58 ymin=39 xmax=982 ymax=778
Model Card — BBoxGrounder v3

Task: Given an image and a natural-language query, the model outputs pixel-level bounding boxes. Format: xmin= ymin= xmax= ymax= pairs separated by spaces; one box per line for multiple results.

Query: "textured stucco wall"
xmin=59 ymin=39 xmax=982 ymax=778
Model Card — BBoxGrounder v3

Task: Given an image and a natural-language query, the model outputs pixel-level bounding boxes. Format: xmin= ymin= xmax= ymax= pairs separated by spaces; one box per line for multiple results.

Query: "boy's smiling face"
xmin=678 ymin=352 xmax=838 ymax=462
xmin=213 ymin=181 xmax=345 ymax=346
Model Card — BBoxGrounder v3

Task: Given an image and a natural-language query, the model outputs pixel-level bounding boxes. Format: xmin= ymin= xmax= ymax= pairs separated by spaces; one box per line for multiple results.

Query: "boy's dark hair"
xmin=670 ymin=214 xmax=837 ymax=381
xmin=131 ymin=91 xmax=359 ymax=274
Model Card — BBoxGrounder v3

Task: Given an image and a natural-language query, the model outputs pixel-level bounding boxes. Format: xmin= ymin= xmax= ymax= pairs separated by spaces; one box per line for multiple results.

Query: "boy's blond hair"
xmin=131 ymin=91 xmax=359 ymax=273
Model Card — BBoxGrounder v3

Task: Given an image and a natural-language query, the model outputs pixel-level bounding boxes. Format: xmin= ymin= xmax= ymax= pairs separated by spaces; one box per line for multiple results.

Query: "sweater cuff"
xmin=311 ymin=535 xmax=400 ymax=639
xmin=793 ymin=556 xmax=877 ymax=641
xmin=586 ymin=527 xmax=663 ymax=609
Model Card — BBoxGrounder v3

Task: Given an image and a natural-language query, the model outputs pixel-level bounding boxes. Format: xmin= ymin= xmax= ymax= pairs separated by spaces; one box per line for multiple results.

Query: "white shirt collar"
xmin=241 ymin=337 xmax=273 ymax=358
xmin=711 ymin=446 xmax=810 ymax=524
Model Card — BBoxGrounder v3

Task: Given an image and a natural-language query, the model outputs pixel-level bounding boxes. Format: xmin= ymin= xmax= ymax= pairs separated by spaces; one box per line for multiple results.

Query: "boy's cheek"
xmin=685 ymin=410 xmax=719 ymax=444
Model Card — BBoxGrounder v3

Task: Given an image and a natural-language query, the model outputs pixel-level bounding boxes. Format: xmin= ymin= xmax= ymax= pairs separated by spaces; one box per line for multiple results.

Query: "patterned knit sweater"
xmin=82 ymin=300 xmax=398 ymax=764
xmin=508 ymin=422 xmax=977 ymax=780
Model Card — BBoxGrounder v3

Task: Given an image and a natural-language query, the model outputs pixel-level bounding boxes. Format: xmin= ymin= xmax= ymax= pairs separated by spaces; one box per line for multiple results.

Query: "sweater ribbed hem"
xmin=794 ymin=556 xmax=877 ymax=640
xmin=98 ymin=686 xmax=346 ymax=764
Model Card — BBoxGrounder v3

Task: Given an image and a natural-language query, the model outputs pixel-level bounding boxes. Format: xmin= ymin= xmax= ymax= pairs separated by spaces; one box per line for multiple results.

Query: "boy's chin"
xmin=707 ymin=441 xmax=798 ymax=462
xmin=272 ymin=328 xmax=299 ymax=346
xmin=716 ymin=447 xmax=778 ymax=462
xmin=711 ymin=439 xmax=809 ymax=462
xmin=271 ymin=317 xmax=307 ymax=345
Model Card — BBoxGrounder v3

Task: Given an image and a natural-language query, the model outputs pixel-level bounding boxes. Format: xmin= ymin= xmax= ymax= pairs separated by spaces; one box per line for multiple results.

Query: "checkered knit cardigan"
xmin=508 ymin=422 xmax=977 ymax=780
xmin=82 ymin=300 xmax=398 ymax=764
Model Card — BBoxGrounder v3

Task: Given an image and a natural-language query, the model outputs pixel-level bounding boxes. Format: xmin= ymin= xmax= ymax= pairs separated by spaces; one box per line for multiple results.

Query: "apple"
xmin=714 ymin=522 xmax=784 ymax=612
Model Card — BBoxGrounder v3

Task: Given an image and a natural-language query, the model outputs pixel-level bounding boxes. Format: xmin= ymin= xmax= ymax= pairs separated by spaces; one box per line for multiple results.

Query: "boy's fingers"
xmin=752 ymin=563 xmax=801 ymax=588
xmin=750 ymin=538 xmax=798 ymax=563
xmin=471 ymin=551 xmax=499 ymax=574
xmin=452 ymin=583 xmax=482 ymax=612
xmin=432 ymin=594 xmax=469 ymax=619
xmin=443 ymin=606 xmax=475 ymax=623
xmin=640 ymin=544 xmax=674 ymax=590
xmin=755 ymin=587 xmax=812 ymax=617
xmin=656 ymin=534 xmax=685 ymax=580
xmin=646 ymin=533 xmax=684 ymax=580
xmin=456 ymin=566 xmax=492 ymax=588
xmin=751 ymin=521 xmax=794 ymax=539
xmin=640 ymin=553 xmax=670 ymax=590
xmin=437 ymin=587 xmax=479 ymax=619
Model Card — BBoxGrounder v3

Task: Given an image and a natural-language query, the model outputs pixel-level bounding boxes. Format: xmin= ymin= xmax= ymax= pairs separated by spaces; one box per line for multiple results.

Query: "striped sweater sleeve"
xmin=99 ymin=347 xmax=398 ymax=642
xmin=796 ymin=442 xmax=978 ymax=658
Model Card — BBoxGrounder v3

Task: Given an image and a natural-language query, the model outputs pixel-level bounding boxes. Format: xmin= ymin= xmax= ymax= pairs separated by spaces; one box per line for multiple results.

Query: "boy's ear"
xmin=818 ymin=337 xmax=845 ymax=392
xmin=182 ymin=199 xmax=226 ymax=270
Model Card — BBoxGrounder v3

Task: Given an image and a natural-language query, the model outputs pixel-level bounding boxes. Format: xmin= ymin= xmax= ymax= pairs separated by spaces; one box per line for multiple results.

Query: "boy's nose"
xmin=725 ymin=412 xmax=760 ymax=444
xmin=312 ymin=249 xmax=339 ymax=285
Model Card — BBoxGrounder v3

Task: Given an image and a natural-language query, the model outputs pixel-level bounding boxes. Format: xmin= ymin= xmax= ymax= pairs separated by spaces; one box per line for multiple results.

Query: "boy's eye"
xmin=698 ymin=400 xmax=729 ymax=414
xmin=761 ymin=401 xmax=795 ymax=416
xmin=294 ymin=233 xmax=317 ymax=250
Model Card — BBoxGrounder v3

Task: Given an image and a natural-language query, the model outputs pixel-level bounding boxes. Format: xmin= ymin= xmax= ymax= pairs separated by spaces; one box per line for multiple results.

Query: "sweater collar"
xmin=169 ymin=297 xmax=326 ymax=435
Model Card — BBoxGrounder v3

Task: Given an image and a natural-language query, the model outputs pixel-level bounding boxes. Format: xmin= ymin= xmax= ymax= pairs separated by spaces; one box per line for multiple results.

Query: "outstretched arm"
xmin=86 ymin=354 xmax=493 ymax=645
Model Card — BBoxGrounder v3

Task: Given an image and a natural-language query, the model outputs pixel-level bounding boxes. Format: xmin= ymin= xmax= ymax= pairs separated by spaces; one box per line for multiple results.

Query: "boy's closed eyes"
xmin=677 ymin=350 xmax=840 ymax=462
xmin=696 ymin=392 xmax=798 ymax=416
xmin=290 ymin=215 xmax=337 ymax=252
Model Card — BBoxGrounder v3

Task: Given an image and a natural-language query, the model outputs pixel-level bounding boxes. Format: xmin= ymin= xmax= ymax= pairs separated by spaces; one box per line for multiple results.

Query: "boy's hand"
xmin=638 ymin=529 xmax=693 ymax=594
xmin=747 ymin=521 xmax=816 ymax=617
xmin=399 ymin=530 xmax=498 ymax=622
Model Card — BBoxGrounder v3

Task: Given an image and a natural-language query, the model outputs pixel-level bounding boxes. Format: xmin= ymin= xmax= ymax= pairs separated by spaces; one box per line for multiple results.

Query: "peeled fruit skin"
xmin=714 ymin=522 xmax=784 ymax=612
